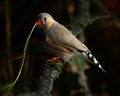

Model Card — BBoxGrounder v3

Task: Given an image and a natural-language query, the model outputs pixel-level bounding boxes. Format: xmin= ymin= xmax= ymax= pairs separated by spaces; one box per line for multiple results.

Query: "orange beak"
xmin=35 ymin=18 xmax=41 ymax=25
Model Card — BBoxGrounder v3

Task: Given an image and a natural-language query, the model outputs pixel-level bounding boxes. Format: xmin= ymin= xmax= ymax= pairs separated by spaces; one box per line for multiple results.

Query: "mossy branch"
xmin=17 ymin=61 xmax=64 ymax=96
xmin=37 ymin=61 xmax=64 ymax=96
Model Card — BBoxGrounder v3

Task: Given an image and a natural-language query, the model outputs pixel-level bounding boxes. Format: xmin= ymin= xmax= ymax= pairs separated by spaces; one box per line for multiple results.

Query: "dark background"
xmin=0 ymin=0 xmax=120 ymax=96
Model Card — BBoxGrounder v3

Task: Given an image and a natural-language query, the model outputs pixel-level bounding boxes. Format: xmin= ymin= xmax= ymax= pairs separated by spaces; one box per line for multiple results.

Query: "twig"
xmin=92 ymin=0 xmax=120 ymax=28
xmin=5 ymin=0 xmax=13 ymax=81
xmin=11 ymin=23 xmax=37 ymax=87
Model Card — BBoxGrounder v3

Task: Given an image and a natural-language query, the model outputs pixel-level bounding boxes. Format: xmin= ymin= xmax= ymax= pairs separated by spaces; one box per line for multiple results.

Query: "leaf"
xmin=0 ymin=83 xmax=13 ymax=92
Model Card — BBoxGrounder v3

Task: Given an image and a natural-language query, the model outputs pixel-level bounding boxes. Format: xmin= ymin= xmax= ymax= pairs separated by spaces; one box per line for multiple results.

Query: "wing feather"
xmin=48 ymin=22 xmax=89 ymax=52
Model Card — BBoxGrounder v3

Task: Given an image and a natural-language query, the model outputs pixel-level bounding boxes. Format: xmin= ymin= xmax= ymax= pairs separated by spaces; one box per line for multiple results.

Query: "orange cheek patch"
xmin=46 ymin=18 xmax=54 ymax=28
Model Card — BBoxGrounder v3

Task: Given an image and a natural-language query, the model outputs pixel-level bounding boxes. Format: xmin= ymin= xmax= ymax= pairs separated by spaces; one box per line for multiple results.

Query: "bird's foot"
xmin=45 ymin=56 xmax=62 ymax=63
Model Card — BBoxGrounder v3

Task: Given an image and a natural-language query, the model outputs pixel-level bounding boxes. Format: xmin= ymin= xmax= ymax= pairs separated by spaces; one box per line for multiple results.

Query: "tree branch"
xmin=37 ymin=62 xmax=64 ymax=96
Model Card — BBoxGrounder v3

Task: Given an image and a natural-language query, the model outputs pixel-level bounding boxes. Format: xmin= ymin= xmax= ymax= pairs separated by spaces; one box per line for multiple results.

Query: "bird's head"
xmin=36 ymin=12 xmax=55 ymax=29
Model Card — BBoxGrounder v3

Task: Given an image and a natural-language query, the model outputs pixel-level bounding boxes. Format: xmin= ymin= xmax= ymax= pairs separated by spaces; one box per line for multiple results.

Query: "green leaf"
xmin=0 ymin=83 xmax=14 ymax=92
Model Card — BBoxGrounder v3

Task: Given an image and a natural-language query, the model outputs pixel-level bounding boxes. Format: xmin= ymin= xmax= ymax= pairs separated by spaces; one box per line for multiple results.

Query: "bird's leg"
xmin=45 ymin=56 xmax=62 ymax=63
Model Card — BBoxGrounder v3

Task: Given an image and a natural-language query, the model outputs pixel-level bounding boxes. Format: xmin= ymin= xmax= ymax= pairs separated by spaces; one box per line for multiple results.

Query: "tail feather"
xmin=78 ymin=50 xmax=105 ymax=73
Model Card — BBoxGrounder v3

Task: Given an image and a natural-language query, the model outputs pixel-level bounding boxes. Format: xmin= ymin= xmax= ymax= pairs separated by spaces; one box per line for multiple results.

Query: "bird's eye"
xmin=44 ymin=17 xmax=46 ymax=21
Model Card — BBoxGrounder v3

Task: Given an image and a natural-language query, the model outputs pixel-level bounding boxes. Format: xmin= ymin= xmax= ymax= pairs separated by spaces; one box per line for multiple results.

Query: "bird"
xmin=35 ymin=12 xmax=105 ymax=72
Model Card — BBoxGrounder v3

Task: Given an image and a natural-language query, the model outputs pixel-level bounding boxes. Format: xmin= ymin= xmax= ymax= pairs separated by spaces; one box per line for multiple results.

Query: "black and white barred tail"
xmin=78 ymin=50 xmax=105 ymax=73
